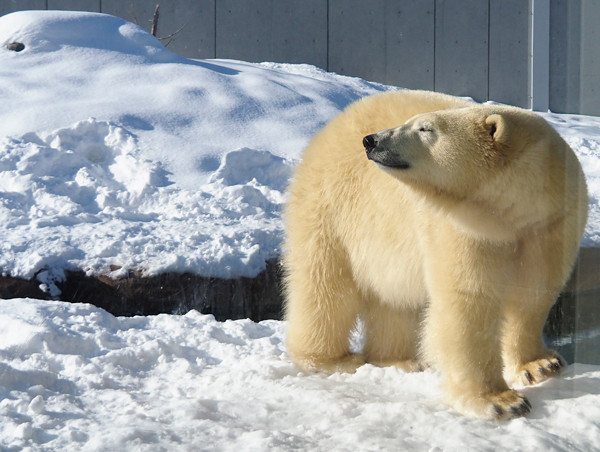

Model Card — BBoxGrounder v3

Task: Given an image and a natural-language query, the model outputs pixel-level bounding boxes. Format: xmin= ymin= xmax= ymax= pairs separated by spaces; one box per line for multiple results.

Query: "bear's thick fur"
xmin=283 ymin=90 xmax=588 ymax=420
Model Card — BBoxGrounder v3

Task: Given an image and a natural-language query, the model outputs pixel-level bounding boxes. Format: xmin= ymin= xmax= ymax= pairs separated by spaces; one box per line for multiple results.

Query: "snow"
xmin=1 ymin=298 xmax=599 ymax=451
xmin=1 ymin=10 xmax=600 ymax=283
xmin=0 ymin=10 xmax=392 ymax=281
xmin=0 ymin=10 xmax=599 ymax=450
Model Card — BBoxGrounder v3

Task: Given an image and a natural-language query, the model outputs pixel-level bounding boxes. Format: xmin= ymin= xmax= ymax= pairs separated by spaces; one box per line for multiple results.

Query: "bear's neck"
xmin=409 ymin=182 xmax=563 ymax=244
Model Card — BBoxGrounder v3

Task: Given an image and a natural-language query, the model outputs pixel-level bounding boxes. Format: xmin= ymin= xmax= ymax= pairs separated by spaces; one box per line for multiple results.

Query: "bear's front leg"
xmin=423 ymin=292 xmax=531 ymax=420
xmin=502 ymin=226 xmax=575 ymax=386
xmin=502 ymin=285 xmax=567 ymax=386
xmin=419 ymin=225 xmax=534 ymax=420
xmin=285 ymin=244 xmax=365 ymax=374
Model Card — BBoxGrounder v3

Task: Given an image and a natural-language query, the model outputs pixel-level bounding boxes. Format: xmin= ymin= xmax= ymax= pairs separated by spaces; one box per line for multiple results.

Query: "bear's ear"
xmin=485 ymin=114 xmax=507 ymax=145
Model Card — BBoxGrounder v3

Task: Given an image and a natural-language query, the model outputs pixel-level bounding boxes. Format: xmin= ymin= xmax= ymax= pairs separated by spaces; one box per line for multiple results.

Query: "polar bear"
xmin=283 ymin=90 xmax=588 ymax=420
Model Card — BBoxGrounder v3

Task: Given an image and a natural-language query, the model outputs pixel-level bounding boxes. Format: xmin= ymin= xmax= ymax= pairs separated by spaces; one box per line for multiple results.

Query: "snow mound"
xmin=542 ymin=113 xmax=600 ymax=247
xmin=0 ymin=10 xmax=393 ymax=280
xmin=0 ymin=10 xmax=390 ymax=176
xmin=0 ymin=298 xmax=599 ymax=451
xmin=0 ymin=120 xmax=291 ymax=282
xmin=0 ymin=10 xmax=178 ymax=61
xmin=209 ymin=147 xmax=292 ymax=192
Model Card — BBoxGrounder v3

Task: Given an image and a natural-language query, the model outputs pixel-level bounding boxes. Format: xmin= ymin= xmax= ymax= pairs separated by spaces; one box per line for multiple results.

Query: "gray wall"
xmin=1 ymin=0 xmax=599 ymax=115
xmin=550 ymin=0 xmax=600 ymax=116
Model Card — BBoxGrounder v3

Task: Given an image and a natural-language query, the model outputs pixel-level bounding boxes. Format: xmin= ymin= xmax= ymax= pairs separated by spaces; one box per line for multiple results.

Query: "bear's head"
xmin=363 ymin=105 xmax=551 ymax=194
xmin=363 ymin=105 xmax=582 ymax=240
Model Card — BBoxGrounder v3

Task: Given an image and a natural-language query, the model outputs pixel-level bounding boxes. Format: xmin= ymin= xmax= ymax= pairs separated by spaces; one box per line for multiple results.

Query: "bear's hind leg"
xmin=362 ymin=301 xmax=425 ymax=372
xmin=285 ymin=250 xmax=364 ymax=374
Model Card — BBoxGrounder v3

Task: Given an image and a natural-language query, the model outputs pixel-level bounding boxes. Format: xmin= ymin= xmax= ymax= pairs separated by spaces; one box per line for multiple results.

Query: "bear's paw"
xmin=453 ymin=389 xmax=531 ymax=421
xmin=294 ymin=353 xmax=365 ymax=374
xmin=514 ymin=351 xmax=566 ymax=386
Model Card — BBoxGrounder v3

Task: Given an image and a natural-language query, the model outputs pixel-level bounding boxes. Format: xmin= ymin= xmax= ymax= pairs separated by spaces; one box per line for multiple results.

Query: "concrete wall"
xmin=550 ymin=0 xmax=600 ymax=116
xmin=1 ymin=0 xmax=598 ymax=115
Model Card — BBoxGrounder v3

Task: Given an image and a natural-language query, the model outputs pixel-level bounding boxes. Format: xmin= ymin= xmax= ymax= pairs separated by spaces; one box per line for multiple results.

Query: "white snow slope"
xmin=0 ymin=10 xmax=599 ymax=451
xmin=0 ymin=10 xmax=390 ymax=281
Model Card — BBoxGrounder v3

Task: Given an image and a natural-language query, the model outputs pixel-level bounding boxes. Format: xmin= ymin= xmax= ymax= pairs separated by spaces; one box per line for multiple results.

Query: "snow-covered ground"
xmin=0 ymin=10 xmax=599 ymax=450
xmin=1 ymin=298 xmax=599 ymax=451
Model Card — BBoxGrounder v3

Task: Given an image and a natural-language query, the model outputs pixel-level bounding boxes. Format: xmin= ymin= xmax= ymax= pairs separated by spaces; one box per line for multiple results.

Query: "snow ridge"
xmin=0 ymin=120 xmax=291 ymax=283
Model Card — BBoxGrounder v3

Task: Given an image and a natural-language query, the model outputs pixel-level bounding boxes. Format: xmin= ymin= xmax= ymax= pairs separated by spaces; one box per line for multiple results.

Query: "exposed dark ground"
xmin=2 ymin=249 xmax=599 ymax=359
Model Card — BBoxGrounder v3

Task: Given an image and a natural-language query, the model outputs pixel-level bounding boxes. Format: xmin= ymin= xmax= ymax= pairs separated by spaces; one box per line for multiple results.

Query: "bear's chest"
xmin=348 ymin=227 xmax=428 ymax=309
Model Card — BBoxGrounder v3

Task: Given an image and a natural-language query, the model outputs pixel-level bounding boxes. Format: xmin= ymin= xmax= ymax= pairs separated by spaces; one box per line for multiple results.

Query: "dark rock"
xmin=6 ymin=42 xmax=25 ymax=52
xmin=0 ymin=275 xmax=48 ymax=300
xmin=0 ymin=258 xmax=284 ymax=322
xmin=1 ymin=248 xmax=598 ymax=332
xmin=57 ymin=258 xmax=284 ymax=320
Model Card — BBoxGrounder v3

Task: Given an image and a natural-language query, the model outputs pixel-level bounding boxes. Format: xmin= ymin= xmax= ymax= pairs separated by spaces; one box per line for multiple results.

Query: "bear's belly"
xmin=349 ymin=234 xmax=428 ymax=309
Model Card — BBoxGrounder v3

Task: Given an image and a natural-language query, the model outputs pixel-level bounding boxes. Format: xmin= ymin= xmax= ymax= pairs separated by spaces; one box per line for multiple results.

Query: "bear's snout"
xmin=364 ymin=132 xmax=410 ymax=170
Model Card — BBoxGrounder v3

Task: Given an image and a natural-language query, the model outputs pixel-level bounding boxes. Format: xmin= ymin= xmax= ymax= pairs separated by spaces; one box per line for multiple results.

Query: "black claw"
xmin=512 ymin=403 xmax=530 ymax=417
xmin=548 ymin=360 xmax=561 ymax=372
xmin=494 ymin=405 xmax=504 ymax=417
xmin=510 ymin=397 xmax=532 ymax=417
xmin=558 ymin=356 xmax=566 ymax=366
xmin=538 ymin=365 xmax=548 ymax=376
xmin=524 ymin=370 xmax=534 ymax=384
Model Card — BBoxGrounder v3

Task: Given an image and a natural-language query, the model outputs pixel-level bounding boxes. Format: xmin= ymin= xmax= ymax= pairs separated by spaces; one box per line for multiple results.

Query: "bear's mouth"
xmin=365 ymin=148 xmax=411 ymax=170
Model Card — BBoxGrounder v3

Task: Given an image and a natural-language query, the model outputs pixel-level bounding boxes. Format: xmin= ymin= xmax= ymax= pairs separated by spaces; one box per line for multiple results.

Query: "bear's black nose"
xmin=363 ymin=134 xmax=377 ymax=152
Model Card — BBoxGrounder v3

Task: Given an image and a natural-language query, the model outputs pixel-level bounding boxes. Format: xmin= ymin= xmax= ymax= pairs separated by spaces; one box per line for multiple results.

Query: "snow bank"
xmin=0 ymin=10 xmax=388 ymax=173
xmin=0 ymin=120 xmax=291 ymax=280
xmin=1 ymin=10 xmax=600 ymax=283
xmin=0 ymin=10 xmax=390 ymax=281
xmin=0 ymin=298 xmax=598 ymax=451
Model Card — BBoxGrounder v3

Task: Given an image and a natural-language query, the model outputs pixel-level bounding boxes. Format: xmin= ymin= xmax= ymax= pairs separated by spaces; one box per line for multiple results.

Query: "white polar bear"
xmin=283 ymin=90 xmax=588 ymax=420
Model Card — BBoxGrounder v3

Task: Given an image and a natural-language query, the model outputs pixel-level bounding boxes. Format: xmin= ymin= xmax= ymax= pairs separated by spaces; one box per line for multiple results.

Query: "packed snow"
xmin=0 ymin=10 xmax=599 ymax=451
xmin=1 ymin=298 xmax=599 ymax=451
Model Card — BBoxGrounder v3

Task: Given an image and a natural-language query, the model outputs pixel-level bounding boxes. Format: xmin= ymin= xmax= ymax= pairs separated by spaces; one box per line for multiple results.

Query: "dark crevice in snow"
xmin=0 ymin=249 xmax=596 ymax=342
xmin=0 ymin=259 xmax=284 ymax=321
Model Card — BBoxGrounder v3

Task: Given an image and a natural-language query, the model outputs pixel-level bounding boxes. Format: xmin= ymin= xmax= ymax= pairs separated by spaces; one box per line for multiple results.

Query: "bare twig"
xmin=151 ymin=4 xmax=160 ymax=37
xmin=129 ymin=2 xmax=139 ymax=25
xmin=158 ymin=23 xmax=188 ymax=47
xmin=146 ymin=3 xmax=186 ymax=48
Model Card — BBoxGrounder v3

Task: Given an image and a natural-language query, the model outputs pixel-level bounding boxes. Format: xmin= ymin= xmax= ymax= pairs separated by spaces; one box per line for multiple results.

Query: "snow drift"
xmin=0 ymin=298 xmax=599 ymax=451
xmin=0 ymin=10 xmax=393 ymax=283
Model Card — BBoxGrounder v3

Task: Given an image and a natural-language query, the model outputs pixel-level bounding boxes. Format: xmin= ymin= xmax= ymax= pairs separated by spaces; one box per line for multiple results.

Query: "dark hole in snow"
xmin=198 ymin=155 xmax=221 ymax=173
xmin=6 ymin=42 xmax=25 ymax=52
